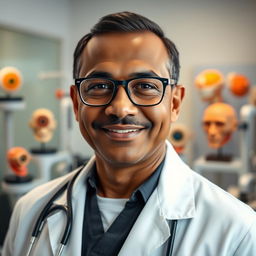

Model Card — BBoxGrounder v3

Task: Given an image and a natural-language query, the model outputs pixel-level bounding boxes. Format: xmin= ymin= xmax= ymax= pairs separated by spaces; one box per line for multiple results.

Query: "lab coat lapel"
xmin=119 ymin=141 xmax=195 ymax=256
xmin=118 ymin=190 xmax=170 ymax=256
xmin=158 ymin=141 xmax=196 ymax=220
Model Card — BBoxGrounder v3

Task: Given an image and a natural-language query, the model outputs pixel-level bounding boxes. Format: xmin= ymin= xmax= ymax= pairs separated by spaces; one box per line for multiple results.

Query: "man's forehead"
xmin=87 ymin=31 xmax=164 ymax=46
xmin=79 ymin=31 xmax=170 ymax=77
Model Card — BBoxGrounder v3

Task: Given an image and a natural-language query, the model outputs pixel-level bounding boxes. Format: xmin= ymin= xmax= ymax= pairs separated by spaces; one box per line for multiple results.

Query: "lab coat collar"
xmin=158 ymin=140 xmax=196 ymax=220
xmin=49 ymin=142 xmax=196 ymax=220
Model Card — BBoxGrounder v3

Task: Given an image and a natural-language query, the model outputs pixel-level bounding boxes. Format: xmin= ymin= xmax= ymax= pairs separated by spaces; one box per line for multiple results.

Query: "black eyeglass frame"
xmin=74 ymin=76 xmax=177 ymax=107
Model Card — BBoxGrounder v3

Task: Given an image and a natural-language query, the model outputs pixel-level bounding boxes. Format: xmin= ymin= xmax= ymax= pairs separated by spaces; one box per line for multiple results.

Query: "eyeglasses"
xmin=75 ymin=76 xmax=176 ymax=107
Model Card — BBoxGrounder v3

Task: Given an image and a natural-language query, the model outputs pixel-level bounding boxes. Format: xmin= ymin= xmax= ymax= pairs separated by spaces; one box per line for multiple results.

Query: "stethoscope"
xmin=25 ymin=166 xmax=177 ymax=256
xmin=25 ymin=167 xmax=82 ymax=256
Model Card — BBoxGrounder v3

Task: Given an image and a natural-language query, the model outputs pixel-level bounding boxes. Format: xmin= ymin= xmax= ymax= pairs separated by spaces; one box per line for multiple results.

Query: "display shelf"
xmin=0 ymin=98 xmax=25 ymax=111
xmin=194 ymin=156 xmax=243 ymax=175
xmin=1 ymin=178 xmax=43 ymax=196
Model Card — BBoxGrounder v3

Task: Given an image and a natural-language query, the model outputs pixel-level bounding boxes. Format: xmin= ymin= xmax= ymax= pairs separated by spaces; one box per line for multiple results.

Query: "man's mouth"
xmin=106 ymin=128 xmax=140 ymax=134
xmin=102 ymin=125 xmax=145 ymax=140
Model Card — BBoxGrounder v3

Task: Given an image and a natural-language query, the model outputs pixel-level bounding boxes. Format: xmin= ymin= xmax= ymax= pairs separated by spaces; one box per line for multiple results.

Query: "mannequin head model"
xmin=249 ymin=86 xmax=256 ymax=106
xmin=202 ymin=102 xmax=237 ymax=149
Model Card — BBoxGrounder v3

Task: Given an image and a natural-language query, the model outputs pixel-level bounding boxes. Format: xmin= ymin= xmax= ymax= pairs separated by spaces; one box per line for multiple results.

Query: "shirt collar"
xmin=86 ymin=163 xmax=98 ymax=191
xmin=130 ymin=159 xmax=164 ymax=203
xmin=86 ymin=159 xmax=165 ymax=204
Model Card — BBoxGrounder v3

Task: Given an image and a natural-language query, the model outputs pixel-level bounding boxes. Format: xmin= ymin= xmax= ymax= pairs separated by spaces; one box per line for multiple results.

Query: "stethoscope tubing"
xmin=166 ymin=219 xmax=177 ymax=256
xmin=26 ymin=167 xmax=83 ymax=256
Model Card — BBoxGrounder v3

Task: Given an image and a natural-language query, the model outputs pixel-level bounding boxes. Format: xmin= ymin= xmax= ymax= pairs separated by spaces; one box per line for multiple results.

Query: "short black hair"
xmin=73 ymin=11 xmax=180 ymax=83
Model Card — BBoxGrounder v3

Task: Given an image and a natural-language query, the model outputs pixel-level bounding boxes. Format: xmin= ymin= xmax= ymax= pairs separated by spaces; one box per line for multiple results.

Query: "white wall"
xmin=0 ymin=0 xmax=72 ymax=82
xmin=69 ymin=0 xmax=256 ymax=159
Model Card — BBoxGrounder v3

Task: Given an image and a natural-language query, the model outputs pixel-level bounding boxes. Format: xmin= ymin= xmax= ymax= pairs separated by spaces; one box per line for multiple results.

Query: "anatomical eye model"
xmin=0 ymin=66 xmax=23 ymax=99
xmin=7 ymin=147 xmax=31 ymax=177
xmin=168 ymin=123 xmax=192 ymax=155
xmin=4 ymin=146 xmax=33 ymax=183
xmin=226 ymin=72 xmax=250 ymax=97
xmin=194 ymin=69 xmax=224 ymax=103
xmin=29 ymin=108 xmax=57 ymax=153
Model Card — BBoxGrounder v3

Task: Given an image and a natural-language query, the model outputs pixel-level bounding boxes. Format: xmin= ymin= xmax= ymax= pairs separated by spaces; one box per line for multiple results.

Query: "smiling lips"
xmin=102 ymin=125 xmax=145 ymax=140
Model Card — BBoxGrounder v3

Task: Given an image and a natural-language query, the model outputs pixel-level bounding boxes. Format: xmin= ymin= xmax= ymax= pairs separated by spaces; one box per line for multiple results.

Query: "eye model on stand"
xmin=29 ymin=108 xmax=57 ymax=154
xmin=194 ymin=69 xmax=224 ymax=103
xmin=4 ymin=147 xmax=33 ymax=184
xmin=0 ymin=66 xmax=23 ymax=100
xmin=227 ymin=72 xmax=250 ymax=97
xmin=0 ymin=66 xmax=26 ymax=179
xmin=168 ymin=123 xmax=192 ymax=162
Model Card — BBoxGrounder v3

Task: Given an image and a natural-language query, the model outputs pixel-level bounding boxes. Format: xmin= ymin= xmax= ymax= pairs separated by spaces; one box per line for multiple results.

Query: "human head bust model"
xmin=202 ymin=102 xmax=237 ymax=149
xmin=29 ymin=108 xmax=57 ymax=143
xmin=249 ymin=86 xmax=256 ymax=106
xmin=70 ymin=11 xmax=184 ymax=175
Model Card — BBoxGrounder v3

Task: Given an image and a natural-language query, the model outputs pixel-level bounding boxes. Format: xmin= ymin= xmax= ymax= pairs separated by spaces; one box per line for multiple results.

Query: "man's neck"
xmin=94 ymin=147 xmax=166 ymax=198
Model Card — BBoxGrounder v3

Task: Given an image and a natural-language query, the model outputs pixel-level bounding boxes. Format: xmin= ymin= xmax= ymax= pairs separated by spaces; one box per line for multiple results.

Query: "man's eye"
xmin=135 ymin=83 xmax=159 ymax=90
xmin=88 ymin=83 xmax=111 ymax=90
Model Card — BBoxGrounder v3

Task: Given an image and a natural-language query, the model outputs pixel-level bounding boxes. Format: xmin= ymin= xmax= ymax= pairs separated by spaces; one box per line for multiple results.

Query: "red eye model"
xmin=7 ymin=147 xmax=31 ymax=177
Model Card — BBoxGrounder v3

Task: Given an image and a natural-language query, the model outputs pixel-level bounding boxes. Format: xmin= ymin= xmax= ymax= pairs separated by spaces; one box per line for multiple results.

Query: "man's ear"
xmin=170 ymin=85 xmax=185 ymax=122
xmin=70 ymin=85 xmax=79 ymax=121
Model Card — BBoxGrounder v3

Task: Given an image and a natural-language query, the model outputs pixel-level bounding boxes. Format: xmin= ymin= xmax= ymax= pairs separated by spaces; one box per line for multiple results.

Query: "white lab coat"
xmin=3 ymin=141 xmax=256 ymax=256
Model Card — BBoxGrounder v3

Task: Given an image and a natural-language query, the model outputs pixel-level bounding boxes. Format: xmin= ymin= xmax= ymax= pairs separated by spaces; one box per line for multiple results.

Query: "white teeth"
xmin=108 ymin=129 xmax=138 ymax=134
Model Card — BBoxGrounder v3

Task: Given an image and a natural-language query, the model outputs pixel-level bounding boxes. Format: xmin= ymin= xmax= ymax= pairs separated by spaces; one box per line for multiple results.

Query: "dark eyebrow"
xmin=129 ymin=71 xmax=160 ymax=78
xmin=84 ymin=70 xmax=160 ymax=80
xmin=85 ymin=71 xmax=113 ymax=79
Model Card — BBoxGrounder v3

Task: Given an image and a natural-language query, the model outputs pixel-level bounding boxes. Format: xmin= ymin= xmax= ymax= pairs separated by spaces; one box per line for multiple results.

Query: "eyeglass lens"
xmin=79 ymin=78 xmax=164 ymax=106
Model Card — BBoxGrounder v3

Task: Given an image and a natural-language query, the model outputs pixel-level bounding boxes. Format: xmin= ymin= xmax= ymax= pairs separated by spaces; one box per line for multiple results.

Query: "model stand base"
xmin=30 ymin=148 xmax=57 ymax=154
xmin=205 ymin=154 xmax=233 ymax=162
xmin=4 ymin=174 xmax=33 ymax=184
xmin=0 ymin=96 xmax=23 ymax=101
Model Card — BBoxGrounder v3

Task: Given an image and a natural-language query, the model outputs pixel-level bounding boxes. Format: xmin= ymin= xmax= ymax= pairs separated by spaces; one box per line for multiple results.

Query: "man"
xmin=3 ymin=11 xmax=256 ymax=256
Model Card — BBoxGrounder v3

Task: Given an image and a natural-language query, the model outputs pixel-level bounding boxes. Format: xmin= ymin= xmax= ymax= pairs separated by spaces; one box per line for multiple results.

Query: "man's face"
xmin=71 ymin=32 xmax=184 ymax=167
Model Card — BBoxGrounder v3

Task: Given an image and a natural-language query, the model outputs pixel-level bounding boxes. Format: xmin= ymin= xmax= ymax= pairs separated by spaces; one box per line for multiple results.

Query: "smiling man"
xmin=3 ymin=11 xmax=256 ymax=256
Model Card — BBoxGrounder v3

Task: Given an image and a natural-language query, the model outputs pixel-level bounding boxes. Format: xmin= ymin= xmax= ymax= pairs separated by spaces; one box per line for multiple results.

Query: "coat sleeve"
xmin=2 ymin=199 xmax=23 ymax=256
xmin=233 ymin=220 xmax=256 ymax=255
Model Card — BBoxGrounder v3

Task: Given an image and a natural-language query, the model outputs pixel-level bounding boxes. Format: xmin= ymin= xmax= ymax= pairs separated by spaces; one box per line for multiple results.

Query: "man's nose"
xmin=105 ymin=87 xmax=138 ymax=119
